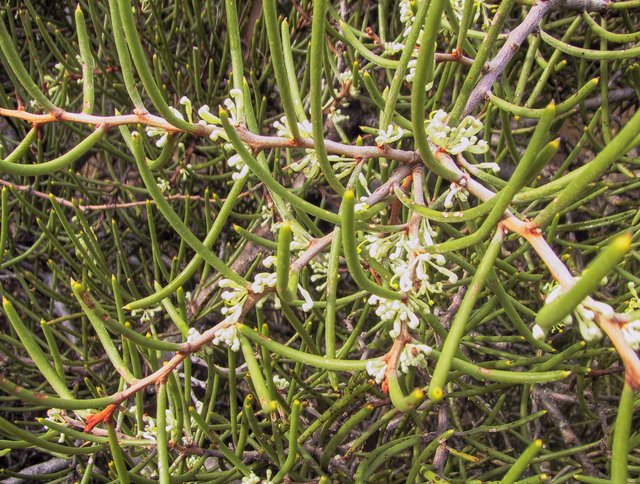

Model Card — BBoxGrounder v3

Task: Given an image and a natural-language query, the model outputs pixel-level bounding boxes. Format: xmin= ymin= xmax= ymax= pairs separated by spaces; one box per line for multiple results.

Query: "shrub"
xmin=0 ymin=0 xmax=639 ymax=482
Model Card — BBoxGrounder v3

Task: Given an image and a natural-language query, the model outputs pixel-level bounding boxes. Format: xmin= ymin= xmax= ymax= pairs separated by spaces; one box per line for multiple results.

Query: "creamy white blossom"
xmin=375 ymin=124 xmax=404 ymax=145
xmin=263 ymin=255 xmax=277 ymax=269
xmin=443 ymin=182 xmax=469 ymax=209
xmin=273 ymin=116 xmax=312 ymax=139
xmin=272 ymin=374 xmax=290 ymax=390
xmin=212 ymin=325 xmax=240 ymax=352
xmin=242 ymin=473 xmax=260 ymax=484
xmin=223 ymin=88 xmax=245 ymax=125
xmin=368 ymin=295 xmax=420 ymax=337
xmin=228 ymin=153 xmax=249 ymax=180
xmin=622 ymin=319 xmax=640 ymax=350
xmin=219 ymin=278 xmax=248 ymax=325
xmin=399 ymin=343 xmax=432 ymax=373
xmin=383 ymin=41 xmax=405 ymax=55
xmin=364 ymin=221 xmax=456 ymax=304
xmin=310 ymin=254 xmax=330 ymax=292
xmin=298 ymin=284 xmax=314 ymax=312
xmin=179 ymin=96 xmax=193 ymax=123
xmin=156 ymin=177 xmax=171 ymax=193
xmin=534 ymin=283 xmax=604 ymax=342
xmin=425 ymin=110 xmax=489 ymax=155
xmin=186 ymin=327 xmax=201 ymax=344
xmin=131 ymin=305 xmax=163 ymax=324
xmin=399 ymin=0 xmax=414 ymax=24
xmin=251 ymin=272 xmax=277 ymax=293
xmin=366 ymin=359 xmax=388 ymax=384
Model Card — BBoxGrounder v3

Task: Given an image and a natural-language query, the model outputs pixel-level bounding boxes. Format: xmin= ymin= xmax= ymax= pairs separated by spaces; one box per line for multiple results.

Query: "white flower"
xmin=272 ymin=374 xmax=290 ymax=390
xmin=273 ymin=116 xmax=312 ymax=139
xmin=223 ymin=88 xmax=245 ymax=125
xmin=198 ymin=104 xmax=221 ymax=125
xmin=532 ymin=324 xmax=546 ymax=341
xmin=228 ymin=153 xmax=249 ymax=180
xmin=399 ymin=344 xmax=432 ymax=373
xmin=383 ymin=41 xmax=405 ymax=55
xmin=575 ymin=313 xmax=603 ymax=342
xmin=406 ymin=58 xmax=417 ymax=83
xmin=242 ymin=473 xmax=260 ymax=484
xmin=368 ymin=295 xmax=420 ymax=336
xmin=399 ymin=0 xmax=414 ymax=23
xmin=366 ymin=359 xmax=388 ymax=384
xmin=140 ymin=414 xmax=157 ymax=441
xmin=219 ymin=279 xmax=248 ymax=325
xmin=375 ymin=124 xmax=404 ymax=145
xmin=364 ymin=222 xmax=456 ymax=302
xmin=626 ymin=282 xmax=640 ymax=312
xmin=298 ymin=284 xmax=314 ymax=312
xmin=179 ymin=163 xmax=192 ymax=182
xmin=179 ymin=96 xmax=193 ymax=123
xmin=197 ymin=104 xmax=228 ymax=142
xmin=157 ymin=177 xmax=171 ymax=193
xmin=355 ymin=200 xmax=369 ymax=213
xmin=212 ymin=325 xmax=240 ymax=352
xmin=146 ymin=125 xmax=169 ymax=148
xmin=425 ymin=110 xmax=489 ymax=155
xmin=131 ymin=305 xmax=163 ymax=324
xmin=535 ymin=283 xmax=604 ymax=342
xmin=263 ymin=256 xmax=277 ymax=269
xmin=443 ymin=182 xmax=468 ymax=209
xmin=622 ymin=320 xmax=640 ymax=350
xmin=310 ymin=254 xmax=330 ymax=292
xmin=251 ymin=272 xmax=277 ymax=294
xmin=186 ymin=327 xmax=201 ymax=344
xmin=165 ymin=409 xmax=176 ymax=432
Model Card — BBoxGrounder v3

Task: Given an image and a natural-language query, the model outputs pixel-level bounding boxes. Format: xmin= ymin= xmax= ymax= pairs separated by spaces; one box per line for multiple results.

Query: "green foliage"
xmin=0 ymin=0 xmax=639 ymax=482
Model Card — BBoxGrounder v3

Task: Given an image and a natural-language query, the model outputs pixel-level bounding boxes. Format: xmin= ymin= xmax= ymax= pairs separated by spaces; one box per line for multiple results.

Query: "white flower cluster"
xmin=375 ymin=124 xmax=404 ymax=146
xmin=365 ymin=221 xmax=458 ymax=299
xmin=425 ymin=110 xmax=489 ymax=155
xmin=212 ymin=272 xmax=280 ymax=352
xmin=272 ymin=374 xmax=290 ymax=390
xmin=136 ymin=409 xmax=176 ymax=441
xmin=199 ymin=88 xmax=245 ymax=130
xmin=309 ymin=253 xmax=331 ymax=292
xmin=365 ymin=343 xmax=432 ymax=383
xmin=146 ymin=106 xmax=185 ymax=148
xmin=212 ymin=324 xmax=240 ymax=352
xmin=241 ymin=469 xmax=274 ymax=484
xmin=368 ymin=295 xmax=419 ymax=338
xmin=366 ymin=359 xmax=388 ymax=384
xmin=197 ymin=89 xmax=251 ymax=180
xmin=383 ymin=41 xmax=405 ymax=55
xmin=390 ymin=0 xmax=434 ymax=87
xmin=131 ymin=305 xmax=163 ymax=324
xmin=398 ymin=343 xmax=432 ymax=373
xmin=443 ymin=182 xmax=469 ymax=209
xmin=533 ymin=283 xmax=604 ymax=342
xmin=219 ymin=278 xmax=249 ymax=326
xmin=273 ymin=116 xmax=312 ymax=139
xmin=186 ymin=327 xmax=201 ymax=345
